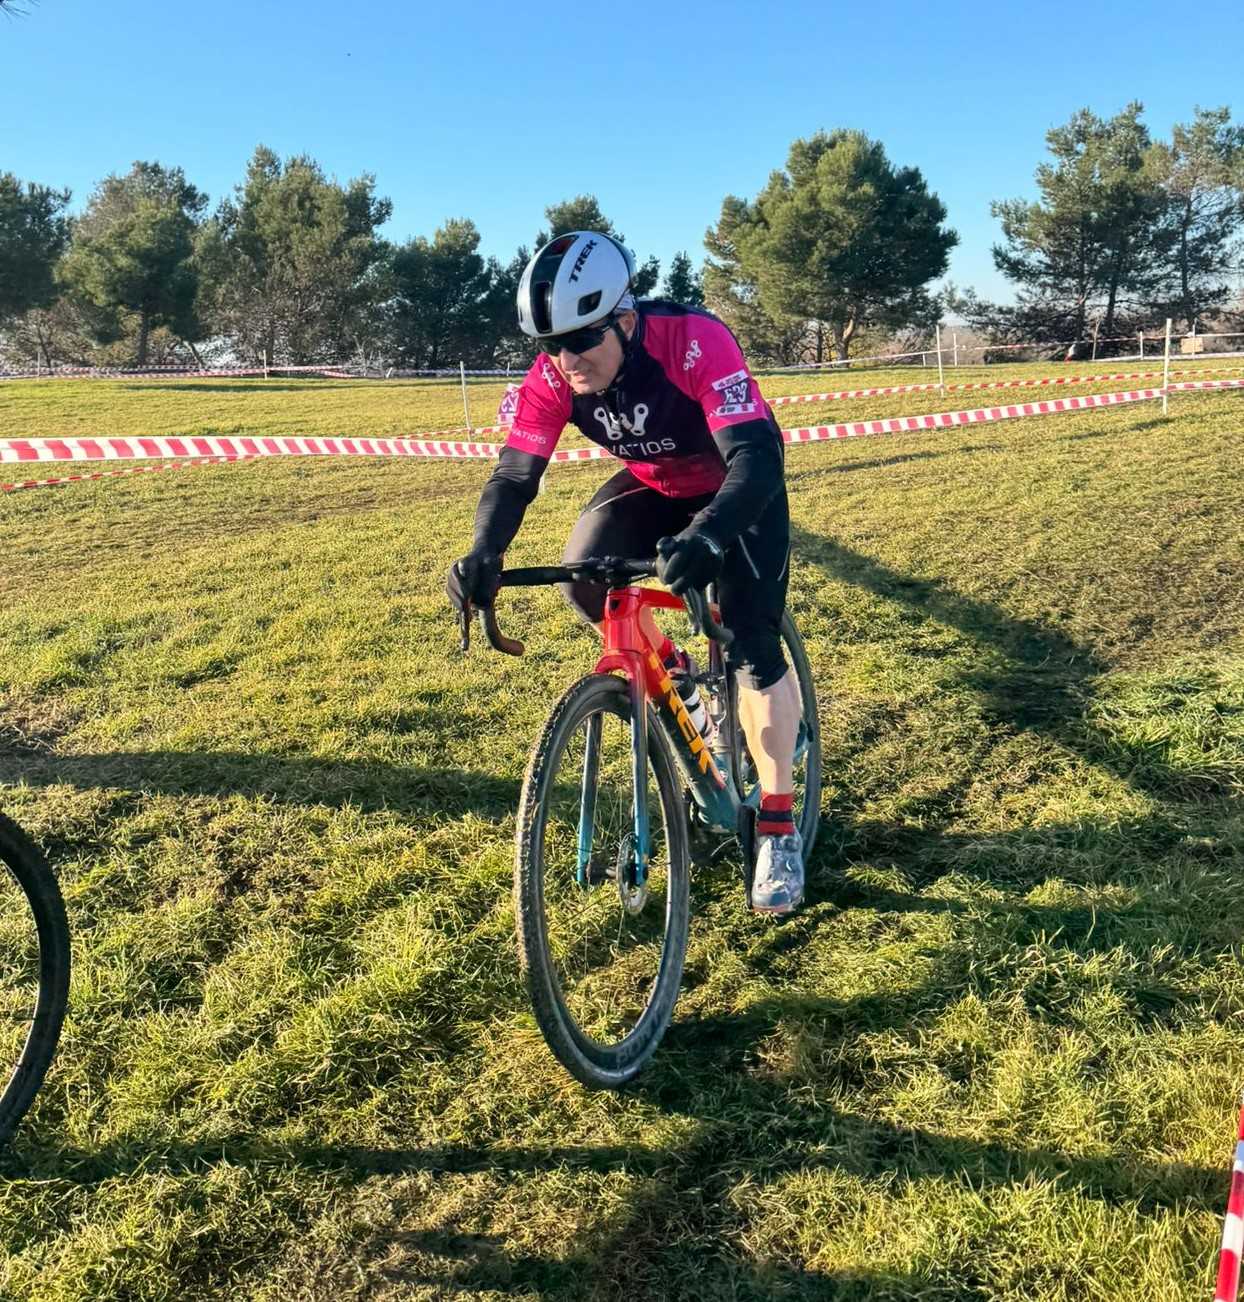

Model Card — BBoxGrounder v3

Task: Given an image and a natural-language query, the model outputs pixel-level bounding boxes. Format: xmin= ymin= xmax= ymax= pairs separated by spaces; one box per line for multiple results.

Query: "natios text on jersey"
xmin=613 ymin=437 xmax=677 ymax=458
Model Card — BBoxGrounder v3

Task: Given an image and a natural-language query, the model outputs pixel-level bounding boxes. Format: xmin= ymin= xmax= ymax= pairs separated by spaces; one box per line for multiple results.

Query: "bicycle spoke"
xmin=540 ymin=709 xmax=673 ymax=1047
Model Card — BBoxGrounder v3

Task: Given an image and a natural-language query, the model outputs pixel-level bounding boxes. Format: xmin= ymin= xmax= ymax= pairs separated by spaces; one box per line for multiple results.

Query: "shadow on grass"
xmin=793 ymin=526 xmax=1101 ymax=732
xmin=5 ymin=936 xmax=1223 ymax=1294
xmin=18 ymin=949 xmax=1223 ymax=1209
xmin=0 ymin=746 xmax=521 ymax=820
xmin=323 ymin=1227 xmax=941 ymax=1301
xmin=791 ymin=527 xmax=1232 ymax=803
xmin=13 ymin=1014 xmax=1220 ymax=1295
xmin=788 ymin=441 xmax=1005 ymax=483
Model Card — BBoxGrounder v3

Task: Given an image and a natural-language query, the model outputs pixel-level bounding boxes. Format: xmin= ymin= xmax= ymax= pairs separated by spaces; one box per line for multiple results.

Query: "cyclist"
xmin=448 ymin=231 xmax=804 ymax=914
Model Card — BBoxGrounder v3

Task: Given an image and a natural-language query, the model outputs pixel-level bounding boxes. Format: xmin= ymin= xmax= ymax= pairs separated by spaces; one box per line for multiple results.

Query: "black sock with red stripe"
xmin=758 ymin=792 xmax=795 ymax=838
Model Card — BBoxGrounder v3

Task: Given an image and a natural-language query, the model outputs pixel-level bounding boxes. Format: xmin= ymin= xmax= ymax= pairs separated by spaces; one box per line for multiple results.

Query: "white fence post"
xmin=460 ymin=361 xmax=471 ymax=431
xmin=1091 ymin=320 xmax=1100 ymax=363
xmin=952 ymin=331 xmax=959 ymax=368
xmin=1139 ymin=332 xmax=1144 ymax=360
xmin=936 ymin=325 xmax=946 ymax=400
xmin=1162 ymin=318 xmax=1172 ymax=416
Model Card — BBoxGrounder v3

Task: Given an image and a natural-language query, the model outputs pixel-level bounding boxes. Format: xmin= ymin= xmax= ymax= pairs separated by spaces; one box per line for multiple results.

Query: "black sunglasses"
xmin=541 ymin=321 xmax=615 ymax=356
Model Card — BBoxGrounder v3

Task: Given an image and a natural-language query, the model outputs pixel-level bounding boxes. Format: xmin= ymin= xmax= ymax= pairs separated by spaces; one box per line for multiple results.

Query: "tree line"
xmin=955 ymin=104 xmax=1244 ymax=347
xmin=0 ymin=155 xmax=669 ymax=371
xmin=2 ymin=104 xmax=1241 ymax=372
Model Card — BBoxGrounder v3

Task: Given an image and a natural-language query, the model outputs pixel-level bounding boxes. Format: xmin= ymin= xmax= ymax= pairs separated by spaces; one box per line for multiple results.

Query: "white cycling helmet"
xmin=516 ymin=231 xmax=637 ymax=340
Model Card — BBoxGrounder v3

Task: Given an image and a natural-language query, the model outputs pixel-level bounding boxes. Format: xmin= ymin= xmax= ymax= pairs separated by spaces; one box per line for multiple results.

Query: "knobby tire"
xmin=0 ymin=812 xmax=70 ymax=1144
xmin=514 ymin=674 xmax=689 ymax=1088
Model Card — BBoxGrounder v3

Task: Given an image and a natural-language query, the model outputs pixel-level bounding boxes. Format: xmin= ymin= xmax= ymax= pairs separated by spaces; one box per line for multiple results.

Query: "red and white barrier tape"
xmin=0 ymin=433 xmax=505 ymax=466
xmin=1216 ymin=1099 xmax=1244 ymax=1302
xmin=500 ymin=383 xmax=1241 ymax=463
xmin=4 ymin=380 xmax=1239 ymax=489
xmin=767 ymin=368 xmax=1244 ymax=406
xmin=1 ymin=363 xmax=371 ymax=381
xmin=0 ymin=364 xmax=515 ymax=381
xmin=1168 ymin=379 xmax=1244 ymax=392
xmin=0 ymin=366 xmax=267 ymax=380
xmin=777 ymin=387 xmax=1165 ymax=444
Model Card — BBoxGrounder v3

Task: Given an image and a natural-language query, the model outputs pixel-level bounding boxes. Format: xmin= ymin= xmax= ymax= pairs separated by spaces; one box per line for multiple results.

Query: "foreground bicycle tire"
xmin=0 ymin=811 xmax=70 ymax=1144
xmin=779 ymin=608 xmax=822 ymax=852
xmin=515 ymin=673 xmax=690 ymax=1089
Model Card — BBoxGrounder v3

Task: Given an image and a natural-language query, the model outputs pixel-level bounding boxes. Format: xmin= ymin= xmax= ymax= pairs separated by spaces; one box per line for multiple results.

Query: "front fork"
xmin=575 ymin=712 xmax=602 ymax=889
xmin=628 ymin=672 xmax=651 ymax=888
xmin=575 ymin=674 xmax=651 ymax=890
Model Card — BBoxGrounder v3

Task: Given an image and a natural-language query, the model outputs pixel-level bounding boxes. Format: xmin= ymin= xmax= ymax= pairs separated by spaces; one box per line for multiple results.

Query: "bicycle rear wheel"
xmin=515 ymin=674 xmax=689 ymax=1088
xmin=0 ymin=811 xmax=70 ymax=1144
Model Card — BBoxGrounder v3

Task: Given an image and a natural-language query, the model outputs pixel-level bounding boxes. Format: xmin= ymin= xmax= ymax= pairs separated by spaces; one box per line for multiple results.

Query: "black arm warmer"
xmin=472 ymin=445 xmax=548 ymax=555
xmin=689 ymin=418 xmax=785 ymax=547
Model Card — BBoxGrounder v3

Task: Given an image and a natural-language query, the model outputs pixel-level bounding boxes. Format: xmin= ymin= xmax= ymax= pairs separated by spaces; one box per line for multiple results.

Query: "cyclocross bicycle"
xmin=460 ymin=557 xmax=820 ymax=1088
xmin=0 ymin=811 xmax=69 ymax=1143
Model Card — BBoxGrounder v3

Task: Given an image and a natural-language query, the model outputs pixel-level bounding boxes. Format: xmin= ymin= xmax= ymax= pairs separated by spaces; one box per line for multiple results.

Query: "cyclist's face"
xmin=548 ymin=311 xmax=635 ymax=394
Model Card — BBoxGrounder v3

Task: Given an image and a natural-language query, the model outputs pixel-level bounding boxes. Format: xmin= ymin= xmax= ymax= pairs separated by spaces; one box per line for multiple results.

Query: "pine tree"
xmin=1147 ymin=107 xmax=1244 ymax=331
xmin=0 ymin=173 xmax=70 ymax=325
xmin=709 ymin=131 xmax=955 ymax=361
xmin=661 ymin=251 xmax=703 ymax=305
xmin=196 ymin=146 xmax=391 ymax=364
xmin=58 ymin=161 xmax=206 ymax=365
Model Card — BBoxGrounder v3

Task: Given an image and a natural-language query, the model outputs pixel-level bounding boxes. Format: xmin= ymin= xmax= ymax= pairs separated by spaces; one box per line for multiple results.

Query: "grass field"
xmin=1 ymin=366 xmax=1243 ymax=1299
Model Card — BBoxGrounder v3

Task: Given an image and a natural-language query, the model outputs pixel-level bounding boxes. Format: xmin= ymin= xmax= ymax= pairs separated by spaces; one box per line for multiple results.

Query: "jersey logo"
xmin=496 ymin=383 xmax=519 ymax=426
xmin=713 ymin=401 xmax=757 ymax=417
xmin=682 ymin=340 xmax=702 ymax=371
xmin=511 ymin=425 xmax=551 ymax=447
xmin=540 ymin=361 xmax=562 ymax=392
xmin=710 ymin=370 xmax=751 ymax=408
xmin=593 ymin=403 xmax=649 ymax=441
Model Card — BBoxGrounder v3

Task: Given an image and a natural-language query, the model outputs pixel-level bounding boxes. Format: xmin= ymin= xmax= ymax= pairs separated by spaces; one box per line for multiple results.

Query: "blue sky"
xmin=3 ymin=0 xmax=1242 ymax=303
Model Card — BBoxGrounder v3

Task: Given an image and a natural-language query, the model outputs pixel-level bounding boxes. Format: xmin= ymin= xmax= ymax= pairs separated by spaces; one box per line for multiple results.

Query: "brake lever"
xmin=684 ymin=587 xmax=733 ymax=646
xmin=479 ymin=603 xmax=525 ymax=656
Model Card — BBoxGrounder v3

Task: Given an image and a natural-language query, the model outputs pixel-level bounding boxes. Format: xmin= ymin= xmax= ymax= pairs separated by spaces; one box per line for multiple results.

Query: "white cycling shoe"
xmin=751 ymin=830 xmax=805 ymax=915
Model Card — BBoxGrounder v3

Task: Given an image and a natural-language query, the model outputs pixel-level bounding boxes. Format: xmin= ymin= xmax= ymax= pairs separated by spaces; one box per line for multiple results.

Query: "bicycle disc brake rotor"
xmin=616 ymin=831 xmax=648 ymax=915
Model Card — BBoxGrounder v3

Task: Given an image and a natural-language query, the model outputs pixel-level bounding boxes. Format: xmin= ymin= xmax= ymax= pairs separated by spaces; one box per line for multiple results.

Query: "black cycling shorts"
xmin=560 ymin=468 xmax=791 ymax=690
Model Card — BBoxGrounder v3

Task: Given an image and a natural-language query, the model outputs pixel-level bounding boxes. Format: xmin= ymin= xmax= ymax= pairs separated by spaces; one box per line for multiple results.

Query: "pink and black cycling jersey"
xmin=505 ymin=300 xmax=780 ymax=498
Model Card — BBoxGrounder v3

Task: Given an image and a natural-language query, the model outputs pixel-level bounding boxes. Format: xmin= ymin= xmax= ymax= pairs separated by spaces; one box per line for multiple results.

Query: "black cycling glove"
xmin=447 ymin=550 xmax=502 ymax=613
xmin=656 ymin=530 xmax=723 ymax=596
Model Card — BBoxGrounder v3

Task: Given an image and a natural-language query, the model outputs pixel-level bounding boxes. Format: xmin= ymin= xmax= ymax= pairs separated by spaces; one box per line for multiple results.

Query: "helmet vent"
xmin=532 ymin=281 xmax=553 ymax=335
xmin=576 ymin=291 xmax=602 ymax=318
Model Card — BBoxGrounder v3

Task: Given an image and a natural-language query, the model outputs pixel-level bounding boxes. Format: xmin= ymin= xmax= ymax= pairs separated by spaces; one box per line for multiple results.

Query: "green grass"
xmin=0 ymin=369 xmax=1242 ymax=1298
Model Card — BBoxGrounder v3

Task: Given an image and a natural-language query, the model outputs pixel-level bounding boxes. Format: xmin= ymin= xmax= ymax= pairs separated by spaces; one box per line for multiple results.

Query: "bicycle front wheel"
xmin=0 ymin=812 xmax=70 ymax=1144
xmin=515 ymin=674 xmax=689 ymax=1088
